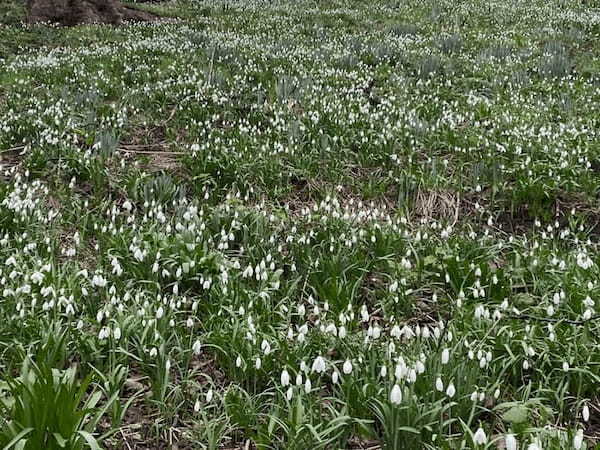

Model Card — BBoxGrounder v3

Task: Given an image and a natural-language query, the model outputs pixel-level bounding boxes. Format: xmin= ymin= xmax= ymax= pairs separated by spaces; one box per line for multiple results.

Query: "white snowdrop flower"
xmin=31 ymin=272 xmax=44 ymax=284
xmin=255 ymin=357 xmax=261 ymax=370
xmin=298 ymin=304 xmax=305 ymax=316
xmin=206 ymin=388 xmax=213 ymax=403
xmin=261 ymin=340 xmax=271 ymax=355
xmin=193 ymin=340 xmax=202 ymax=355
xmin=296 ymin=373 xmax=303 ymax=386
xmin=435 ymin=377 xmax=444 ymax=392
xmin=286 ymin=387 xmax=293 ymax=401
xmin=92 ymin=274 xmax=107 ymax=288
xmin=113 ymin=327 xmax=121 ymax=341
xmin=194 ymin=399 xmax=201 ymax=413
xmin=133 ymin=248 xmax=144 ymax=262
xmin=583 ymin=404 xmax=590 ymax=422
xmin=360 ymin=304 xmax=369 ymax=322
xmin=408 ymin=369 xmax=416 ymax=383
xmin=312 ymin=356 xmax=326 ymax=373
xmin=562 ymin=361 xmax=569 ymax=371
xmin=470 ymin=391 xmax=478 ymax=402
xmin=523 ymin=360 xmax=530 ymax=370
xmin=441 ymin=348 xmax=450 ymax=365
xmin=416 ymin=361 xmax=425 ymax=374
xmin=473 ymin=427 xmax=487 ymax=445
xmin=156 ymin=306 xmax=164 ymax=319
xmin=380 ymin=365 xmax=387 ymax=378
xmin=573 ymin=430 xmax=584 ymax=450
xmin=395 ymin=361 xmax=407 ymax=379
xmin=235 ymin=355 xmax=242 ymax=368
xmin=401 ymin=325 xmax=415 ymax=339
xmin=505 ymin=434 xmax=517 ymax=450
xmin=332 ymin=371 xmax=339 ymax=384
xmin=390 ymin=384 xmax=402 ymax=405
xmin=304 ymin=377 xmax=312 ymax=393
xmin=446 ymin=383 xmax=456 ymax=398
xmin=343 ymin=360 xmax=352 ymax=375
xmin=479 ymin=392 xmax=485 ymax=402
xmin=98 ymin=327 xmax=109 ymax=340
xmin=281 ymin=369 xmax=290 ymax=387
xmin=372 ymin=325 xmax=381 ymax=339
xmin=338 ymin=326 xmax=347 ymax=338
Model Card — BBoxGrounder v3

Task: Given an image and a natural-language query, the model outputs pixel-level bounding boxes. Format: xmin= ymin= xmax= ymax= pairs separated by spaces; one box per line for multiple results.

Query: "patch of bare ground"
xmin=0 ymin=146 xmax=25 ymax=179
xmin=104 ymin=352 xmax=231 ymax=449
xmin=27 ymin=0 xmax=158 ymax=26
xmin=118 ymin=123 xmax=187 ymax=173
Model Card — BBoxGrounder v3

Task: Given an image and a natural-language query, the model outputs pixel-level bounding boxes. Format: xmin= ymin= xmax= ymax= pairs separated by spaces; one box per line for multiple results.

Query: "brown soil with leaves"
xmin=27 ymin=0 xmax=156 ymax=26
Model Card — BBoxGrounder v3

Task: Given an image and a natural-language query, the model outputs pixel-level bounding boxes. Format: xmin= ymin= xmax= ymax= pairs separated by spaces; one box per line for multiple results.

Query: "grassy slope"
xmin=1 ymin=0 xmax=600 ymax=448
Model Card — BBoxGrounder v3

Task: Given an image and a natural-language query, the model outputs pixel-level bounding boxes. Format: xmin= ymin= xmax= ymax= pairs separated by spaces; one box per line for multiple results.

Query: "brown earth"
xmin=27 ymin=0 xmax=157 ymax=26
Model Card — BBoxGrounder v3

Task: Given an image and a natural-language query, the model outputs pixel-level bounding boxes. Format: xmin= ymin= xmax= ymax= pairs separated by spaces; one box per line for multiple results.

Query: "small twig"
xmin=119 ymin=429 xmax=133 ymax=450
xmin=120 ymin=142 xmax=168 ymax=149
xmin=118 ymin=148 xmax=184 ymax=156
xmin=507 ymin=313 xmax=600 ymax=326
xmin=0 ymin=145 xmax=25 ymax=153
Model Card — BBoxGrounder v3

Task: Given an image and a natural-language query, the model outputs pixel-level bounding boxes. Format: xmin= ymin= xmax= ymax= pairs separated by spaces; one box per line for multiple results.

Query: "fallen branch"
xmin=118 ymin=148 xmax=184 ymax=156
xmin=0 ymin=145 xmax=26 ymax=153
xmin=507 ymin=313 xmax=600 ymax=326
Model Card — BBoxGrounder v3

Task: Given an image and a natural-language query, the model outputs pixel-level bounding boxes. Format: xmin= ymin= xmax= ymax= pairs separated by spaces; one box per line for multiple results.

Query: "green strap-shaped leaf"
xmin=77 ymin=431 xmax=101 ymax=450
xmin=2 ymin=427 xmax=33 ymax=450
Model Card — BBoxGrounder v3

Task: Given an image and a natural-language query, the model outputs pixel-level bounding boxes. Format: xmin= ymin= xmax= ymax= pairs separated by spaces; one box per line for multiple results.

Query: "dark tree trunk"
xmin=27 ymin=0 xmax=156 ymax=26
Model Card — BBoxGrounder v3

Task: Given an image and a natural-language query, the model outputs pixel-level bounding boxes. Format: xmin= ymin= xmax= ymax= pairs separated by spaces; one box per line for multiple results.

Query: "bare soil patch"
xmin=27 ymin=0 xmax=157 ymax=26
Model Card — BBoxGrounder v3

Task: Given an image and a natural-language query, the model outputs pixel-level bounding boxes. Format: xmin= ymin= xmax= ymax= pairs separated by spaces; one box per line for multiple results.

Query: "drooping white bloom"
xmin=441 ymin=348 xmax=450 ymax=364
xmin=473 ymin=427 xmax=487 ymax=445
xmin=583 ymin=404 xmax=590 ymax=422
xmin=281 ymin=369 xmax=290 ymax=386
xmin=505 ymin=434 xmax=517 ymax=450
xmin=332 ymin=371 xmax=339 ymax=384
xmin=573 ymin=430 xmax=584 ymax=450
xmin=312 ymin=356 xmax=326 ymax=373
xmin=343 ymin=359 xmax=353 ymax=375
xmin=435 ymin=377 xmax=444 ymax=392
xmin=390 ymin=384 xmax=402 ymax=405
xmin=192 ymin=340 xmax=202 ymax=355
xmin=304 ymin=377 xmax=312 ymax=393
xmin=446 ymin=383 xmax=456 ymax=398
xmin=206 ymin=388 xmax=213 ymax=403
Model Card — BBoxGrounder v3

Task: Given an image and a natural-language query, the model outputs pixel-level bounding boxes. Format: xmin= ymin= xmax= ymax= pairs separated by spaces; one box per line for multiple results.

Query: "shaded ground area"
xmin=26 ymin=0 xmax=157 ymax=25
